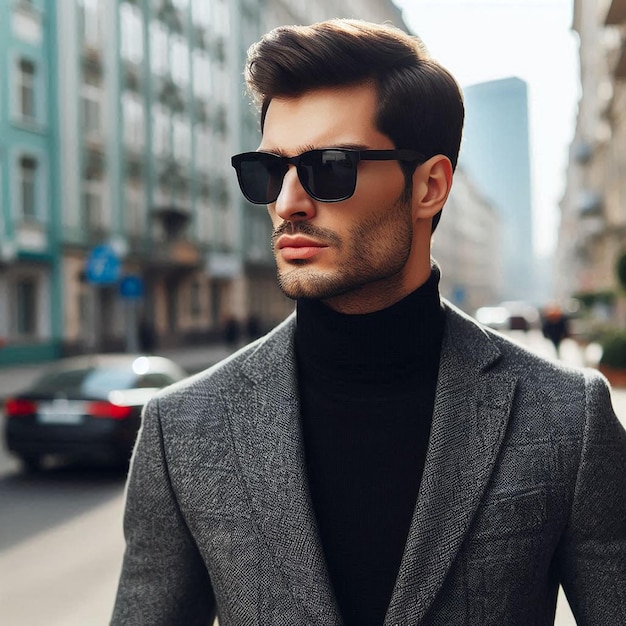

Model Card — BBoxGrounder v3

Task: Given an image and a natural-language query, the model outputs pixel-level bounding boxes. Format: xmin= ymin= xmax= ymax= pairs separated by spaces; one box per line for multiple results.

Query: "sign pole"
xmin=89 ymin=285 xmax=101 ymax=354
xmin=119 ymin=275 xmax=144 ymax=354
xmin=84 ymin=244 xmax=122 ymax=354
xmin=125 ymin=300 xmax=139 ymax=354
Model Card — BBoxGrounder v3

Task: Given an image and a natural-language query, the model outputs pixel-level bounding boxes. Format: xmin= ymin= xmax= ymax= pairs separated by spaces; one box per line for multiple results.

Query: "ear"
xmin=412 ymin=155 xmax=453 ymax=221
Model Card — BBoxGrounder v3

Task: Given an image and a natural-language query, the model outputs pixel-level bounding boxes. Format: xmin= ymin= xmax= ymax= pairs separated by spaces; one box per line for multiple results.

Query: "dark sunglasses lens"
xmin=238 ymin=155 xmax=285 ymax=204
xmin=300 ymin=150 xmax=356 ymax=201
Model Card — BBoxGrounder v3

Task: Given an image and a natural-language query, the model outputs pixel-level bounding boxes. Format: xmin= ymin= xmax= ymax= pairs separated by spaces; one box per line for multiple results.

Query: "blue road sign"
xmin=119 ymin=275 xmax=144 ymax=299
xmin=85 ymin=245 xmax=121 ymax=285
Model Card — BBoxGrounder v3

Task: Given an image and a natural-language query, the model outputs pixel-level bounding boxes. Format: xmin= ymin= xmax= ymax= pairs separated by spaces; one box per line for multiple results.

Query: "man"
xmin=112 ymin=19 xmax=626 ymax=626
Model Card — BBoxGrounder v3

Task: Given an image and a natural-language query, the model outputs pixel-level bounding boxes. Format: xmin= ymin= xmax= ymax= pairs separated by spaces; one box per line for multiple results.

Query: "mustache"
xmin=271 ymin=222 xmax=341 ymax=246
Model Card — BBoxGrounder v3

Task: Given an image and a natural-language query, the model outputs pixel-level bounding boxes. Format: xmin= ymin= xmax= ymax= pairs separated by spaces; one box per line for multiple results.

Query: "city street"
xmin=0 ymin=333 xmax=624 ymax=625
xmin=0 ymin=464 xmax=126 ymax=626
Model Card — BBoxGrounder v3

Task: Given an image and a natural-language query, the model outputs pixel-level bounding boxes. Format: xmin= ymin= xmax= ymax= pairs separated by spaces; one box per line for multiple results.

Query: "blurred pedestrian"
xmin=223 ymin=315 xmax=241 ymax=348
xmin=542 ymin=303 xmax=569 ymax=358
xmin=113 ymin=19 xmax=626 ymax=626
xmin=138 ymin=316 xmax=156 ymax=354
xmin=246 ymin=313 xmax=261 ymax=340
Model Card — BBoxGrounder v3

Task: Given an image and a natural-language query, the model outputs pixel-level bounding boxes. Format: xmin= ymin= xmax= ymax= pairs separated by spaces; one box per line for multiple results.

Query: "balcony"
xmin=573 ymin=139 xmax=593 ymax=164
xmin=83 ymin=148 xmax=105 ymax=179
xmin=82 ymin=47 xmax=103 ymax=76
xmin=577 ymin=189 xmax=604 ymax=217
xmin=156 ymin=0 xmax=184 ymax=34
xmin=146 ymin=204 xmax=201 ymax=271
xmin=613 ymin=40 xmax=626 ymax=79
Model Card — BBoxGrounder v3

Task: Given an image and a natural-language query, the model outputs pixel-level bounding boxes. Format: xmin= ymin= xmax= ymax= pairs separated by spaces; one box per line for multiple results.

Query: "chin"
xmin=277 ymin=269 xmax=356 ymax=302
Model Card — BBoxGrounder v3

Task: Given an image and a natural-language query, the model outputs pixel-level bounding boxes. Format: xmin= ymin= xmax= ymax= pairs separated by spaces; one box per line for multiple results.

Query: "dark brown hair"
xmin=245 ymin=19 xmax=465 ymax=231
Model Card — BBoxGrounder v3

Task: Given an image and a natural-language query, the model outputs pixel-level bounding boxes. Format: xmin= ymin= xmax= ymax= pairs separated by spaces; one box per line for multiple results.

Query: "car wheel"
xmin=20 ymin=455 xmax=43 ymax=473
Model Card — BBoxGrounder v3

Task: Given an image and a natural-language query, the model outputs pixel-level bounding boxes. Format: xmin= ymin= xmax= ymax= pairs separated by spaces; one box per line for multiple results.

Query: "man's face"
xmin=259 ymin=83 xmax=430 ymax=314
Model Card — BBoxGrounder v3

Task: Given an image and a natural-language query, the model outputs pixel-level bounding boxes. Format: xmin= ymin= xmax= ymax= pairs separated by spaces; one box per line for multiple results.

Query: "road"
xmin=0 ymin=332 xmax=622 ymax=625
xmin=0 ymin=461 xmax=126 ymax=625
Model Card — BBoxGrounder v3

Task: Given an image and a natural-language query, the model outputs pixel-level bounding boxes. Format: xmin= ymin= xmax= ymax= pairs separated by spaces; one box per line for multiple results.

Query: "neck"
xmin=295 ymin=264 xmax=445 ymax=382
xmin=321 ymin=258 xmax=433 ymax=315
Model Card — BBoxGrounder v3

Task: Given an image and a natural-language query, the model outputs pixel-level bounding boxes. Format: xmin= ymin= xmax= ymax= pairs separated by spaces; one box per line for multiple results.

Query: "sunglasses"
xmin=231 ymin=148 xmax=425 ymax=204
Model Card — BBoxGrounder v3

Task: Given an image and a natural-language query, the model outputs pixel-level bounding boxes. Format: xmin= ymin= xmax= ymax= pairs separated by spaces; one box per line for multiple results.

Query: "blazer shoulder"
xmin=150 ymin=313 xmax=297 ymax=410
xmin=442 ymin=300 xmax=607 ymax=401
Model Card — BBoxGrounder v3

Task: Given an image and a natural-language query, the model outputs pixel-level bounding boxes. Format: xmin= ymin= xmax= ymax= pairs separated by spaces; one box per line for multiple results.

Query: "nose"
xmin=273 ymin=166 xmax=317 ymax=222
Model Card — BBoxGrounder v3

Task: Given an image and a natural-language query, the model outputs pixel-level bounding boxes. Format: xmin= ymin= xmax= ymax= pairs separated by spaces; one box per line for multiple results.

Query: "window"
xmin=17 ymin=58 xmax=36 ymax=120
xmin=192 ymin=51 xmax=211 ymax=99
xmin=213 ymin=37 xmax=226 ymax=64
xmin=19 ymin=156 xmax=38 ymax=219
xmin=83 ymin=180 xmax=104 ymax=231
xmin=190 ymin=279 xmax=201 ymax=317
xmin=120 ymin=3 xmax=144 ymax=64
xmin=126 ymin=187 xmax=144 ymax=236
xmin=15 ymin=278 xmax=37 ymax=336
xmin=215 ymin=199 xmax=232 ymax=248
xmin=215 ymin=0 xmax=229 ymax=34
xmin=82 ymin=81 xmax=102 ymax=138
xmin=171 ymin=36 xmax=189 ymax=86
xmin=137 ymin=373 xmax=177 ymax=388
xmin=152 ymin=103 xmax=170 ymax=156
xmin=150 ymin=21 xmax=168 ymax=76
xmin=80 ymin=0 xmax=102 ymax=47
xmin=193 ymin=1 xmax=211 ymax=27
xmin=123 ymin=92 xmax=145 ymax=150
xmin=195 ymin=128 xmax=212 ymax=171
xmin=173 ymin=115 xmax=191 ymax=163
xmin=197 ymin=198 xmax=213 ymax=244
xmin=213 ymin=104 xmax=227 ymax=136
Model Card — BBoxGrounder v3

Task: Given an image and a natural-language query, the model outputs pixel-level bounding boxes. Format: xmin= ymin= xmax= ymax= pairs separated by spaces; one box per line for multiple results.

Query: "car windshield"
xmin=30 ymin=367 xmax=137 ymax=399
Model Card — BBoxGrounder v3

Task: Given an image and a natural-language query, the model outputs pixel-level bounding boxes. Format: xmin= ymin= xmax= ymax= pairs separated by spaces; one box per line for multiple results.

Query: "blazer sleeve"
xmin=558 ymin=372 xmax=626 ymax=624
xmin=110 ymin=396 xmax=216 ymax=626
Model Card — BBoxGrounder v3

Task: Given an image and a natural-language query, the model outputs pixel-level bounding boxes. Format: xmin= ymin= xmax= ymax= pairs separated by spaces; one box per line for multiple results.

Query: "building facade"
xmin=556 ymin=0 xmax=626 ymax=324
xmin=0 ymin=0 xmax=62 ymax=365
xmin=0 ymin=0 xmax=506 ymax=365
xmin=55 ymin=0 xmax=245 ymax=355
xmin=460 ymin=77 xmax=535 ymax=303
xmin=432 ymin=167 xmax=502 ymax=314
xmin=0 ymin=0 xmax=413 ymax=365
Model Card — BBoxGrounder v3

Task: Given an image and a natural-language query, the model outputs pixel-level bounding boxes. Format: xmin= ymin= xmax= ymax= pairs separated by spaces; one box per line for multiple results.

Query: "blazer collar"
xmin=235 ymin=314 xmax=342 ymax=624
xmin=385 ymin=301 xmax=516 ymax=624
xmin=233 ymin=303 xmax=517 ymax=625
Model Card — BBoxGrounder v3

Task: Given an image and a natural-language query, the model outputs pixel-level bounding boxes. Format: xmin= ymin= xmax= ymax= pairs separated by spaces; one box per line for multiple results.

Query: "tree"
xmin=616 ymin=251 xmax=626 ymax=292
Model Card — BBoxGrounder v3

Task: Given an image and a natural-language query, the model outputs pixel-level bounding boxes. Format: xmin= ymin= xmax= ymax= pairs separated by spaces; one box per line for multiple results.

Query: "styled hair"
xmin=244 ymin=19 xmax=465 ymax=231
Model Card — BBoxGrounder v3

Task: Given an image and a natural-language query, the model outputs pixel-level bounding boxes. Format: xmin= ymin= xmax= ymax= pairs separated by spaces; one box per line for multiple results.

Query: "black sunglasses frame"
xmin=231 ymin=148 xmax=426 ymax=204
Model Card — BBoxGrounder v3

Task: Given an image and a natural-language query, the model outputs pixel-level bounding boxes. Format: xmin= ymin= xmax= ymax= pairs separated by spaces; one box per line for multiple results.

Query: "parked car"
xmin=500 ymin=301 xmax=540 ymax=332
xmin=474 ymin=306 xmax=510 ymax=331
xmin=475 ymin=302 xmax=540 ymax=333
xmin=3 ymin=354 xmax=187 ymax=471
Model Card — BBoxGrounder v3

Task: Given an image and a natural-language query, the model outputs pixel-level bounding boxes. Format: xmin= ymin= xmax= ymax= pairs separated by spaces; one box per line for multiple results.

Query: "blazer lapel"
xmin=385 ymin=303 xmax=517 ymax=625
xmin=228 ymin=316 xmax=342 ymax=625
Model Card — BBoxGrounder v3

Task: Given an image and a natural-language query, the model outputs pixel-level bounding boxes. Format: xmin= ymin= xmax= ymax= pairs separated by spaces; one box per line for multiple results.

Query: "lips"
xmin=276 ymin=235 xmax=328 ymax=261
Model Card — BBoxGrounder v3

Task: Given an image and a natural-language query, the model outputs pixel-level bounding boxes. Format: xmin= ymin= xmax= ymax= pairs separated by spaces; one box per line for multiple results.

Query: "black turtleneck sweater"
xmin=295 ymin=269 xmax=445 ymax=626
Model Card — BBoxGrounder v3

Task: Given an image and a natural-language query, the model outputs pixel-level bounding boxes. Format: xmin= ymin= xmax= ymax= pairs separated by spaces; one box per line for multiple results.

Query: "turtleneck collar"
xmin=295 ymin=264 xmax=445 ymax=384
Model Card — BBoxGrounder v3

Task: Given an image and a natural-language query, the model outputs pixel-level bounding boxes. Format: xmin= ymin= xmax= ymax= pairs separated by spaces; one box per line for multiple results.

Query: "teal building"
xmin=0 ymin=0 xmax=288 ymax=367
xmin=0 ymin=0 xmax=62 ymax=365
xmin=0 ymin=0 xmax=409 ymax=367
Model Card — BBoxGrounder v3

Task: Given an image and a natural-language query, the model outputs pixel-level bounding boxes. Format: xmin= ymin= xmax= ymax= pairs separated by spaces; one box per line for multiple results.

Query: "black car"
xmin=3 ymin=354 xmax=187 ymax=471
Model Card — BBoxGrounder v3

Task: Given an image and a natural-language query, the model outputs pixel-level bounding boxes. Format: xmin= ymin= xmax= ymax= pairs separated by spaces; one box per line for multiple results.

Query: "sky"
xmin=392 ymin=0 xmax=581 ymax=257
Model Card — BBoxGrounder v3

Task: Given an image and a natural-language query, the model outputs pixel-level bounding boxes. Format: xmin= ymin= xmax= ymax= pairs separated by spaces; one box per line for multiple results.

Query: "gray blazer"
xmin=111 ymin=302 xmax=626 ymax=625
